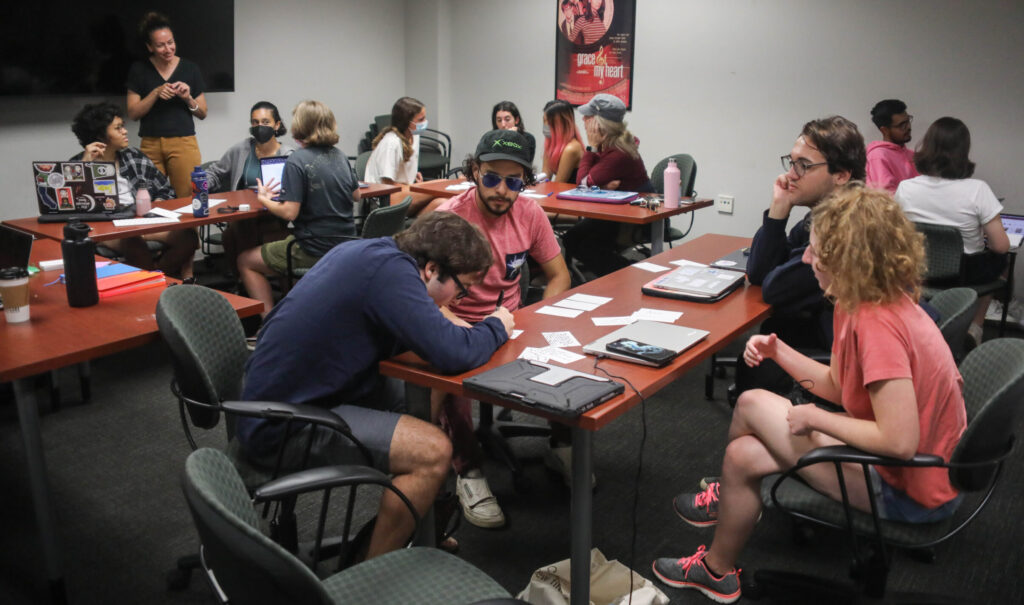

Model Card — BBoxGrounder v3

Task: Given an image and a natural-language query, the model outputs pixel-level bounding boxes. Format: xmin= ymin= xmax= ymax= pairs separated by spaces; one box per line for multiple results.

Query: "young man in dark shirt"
xmin=237 ymin=211 xmax=514 ymax=559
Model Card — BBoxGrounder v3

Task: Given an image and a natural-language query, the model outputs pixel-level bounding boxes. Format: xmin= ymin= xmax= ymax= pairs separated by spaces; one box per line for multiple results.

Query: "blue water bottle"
xmin=190 ymin=165 xmax=209 ymax=218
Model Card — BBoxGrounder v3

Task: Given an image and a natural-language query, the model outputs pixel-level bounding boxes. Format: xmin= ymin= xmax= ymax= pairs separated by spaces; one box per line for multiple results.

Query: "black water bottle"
xmin=62 ymin=221 xmax=99 ymax=307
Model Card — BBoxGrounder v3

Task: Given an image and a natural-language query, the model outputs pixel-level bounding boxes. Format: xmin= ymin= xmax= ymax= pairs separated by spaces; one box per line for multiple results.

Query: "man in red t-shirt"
xmin=434 ymin=129 xmax=571 ymax=528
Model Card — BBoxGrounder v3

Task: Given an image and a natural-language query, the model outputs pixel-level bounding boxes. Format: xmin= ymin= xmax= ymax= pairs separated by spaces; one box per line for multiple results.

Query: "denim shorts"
xmin=869 ymin=467 xmax=963 ymax=523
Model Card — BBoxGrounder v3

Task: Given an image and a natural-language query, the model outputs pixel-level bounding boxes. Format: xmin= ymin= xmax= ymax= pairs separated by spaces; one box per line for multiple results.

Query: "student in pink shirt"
xmin=652 ymin=185 xmax=966 ymax=603
xmin=865 ymin=99 xmax=918 ymax=193
xmin=434 ymin=130 xmax=571 ymax=530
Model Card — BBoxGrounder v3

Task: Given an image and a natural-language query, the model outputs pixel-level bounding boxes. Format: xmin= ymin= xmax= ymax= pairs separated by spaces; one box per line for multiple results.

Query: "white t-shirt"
xmin=365 ymin=131 xmax=419 ymax=185
xmin=894 ymin=175 xmax=1003 ymax=254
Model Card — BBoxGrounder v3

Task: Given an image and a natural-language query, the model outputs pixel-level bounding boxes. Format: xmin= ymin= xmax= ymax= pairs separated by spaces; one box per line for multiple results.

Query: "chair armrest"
xmin=253 ymin=464 xmax=391 ymax=502
xmin=470 ymin=599 xmax=530 ymax=605
xmin=220 ymin=400 xmax=352 ymax=435
xmin=794 ymin=444 xmax=945 ymax=470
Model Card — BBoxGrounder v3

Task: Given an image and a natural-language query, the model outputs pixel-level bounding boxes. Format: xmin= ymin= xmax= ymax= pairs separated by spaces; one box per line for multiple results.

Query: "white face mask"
xmin=413 ymin=119 xmax=428 ymax=133
xmin=542 ymin=124 xmax=551 ymax=138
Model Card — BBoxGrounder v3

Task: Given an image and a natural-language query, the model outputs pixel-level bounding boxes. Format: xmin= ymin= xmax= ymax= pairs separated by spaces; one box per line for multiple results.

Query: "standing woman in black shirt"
xmin=125 ymin=12 xmax=207 ymax=199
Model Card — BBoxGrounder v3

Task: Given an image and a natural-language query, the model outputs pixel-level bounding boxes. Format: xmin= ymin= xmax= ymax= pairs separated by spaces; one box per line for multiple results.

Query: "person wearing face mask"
xmin=206 ymin=101 xmax=295 ymax=274
xmin=541 ymin=99 xmax=584 ymax=183
xmin=365 ymin=96 xmax=440 ymax=216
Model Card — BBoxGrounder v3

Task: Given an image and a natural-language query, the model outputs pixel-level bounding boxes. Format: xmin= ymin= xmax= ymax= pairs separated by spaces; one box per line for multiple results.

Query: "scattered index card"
xmin=510 ymin=330 xmax=524 ymax=340
xmin=632 ymin=308 xmax=683 ymax=323
xmin=592 ymin=316 xmax=637 ymax=326
xmin=670 ymin=259 xmax=708 ymax=268
xmin=632 ymin=261 xmax=672 ymax=272
xmin=543 ymin=331 xmax=581 ymax=348
xmin=537 ymin=305 xmax=583 ymax=318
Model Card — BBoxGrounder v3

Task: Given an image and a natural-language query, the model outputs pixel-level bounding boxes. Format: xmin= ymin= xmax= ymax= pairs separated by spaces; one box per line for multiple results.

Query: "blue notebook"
xmin=556 ymin=188 xmax=638 ymax=204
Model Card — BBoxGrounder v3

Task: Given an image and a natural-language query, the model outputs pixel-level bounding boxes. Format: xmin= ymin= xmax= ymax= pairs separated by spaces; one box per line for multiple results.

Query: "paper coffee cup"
xmin=0 ymin=267 xmax=31 ymax=323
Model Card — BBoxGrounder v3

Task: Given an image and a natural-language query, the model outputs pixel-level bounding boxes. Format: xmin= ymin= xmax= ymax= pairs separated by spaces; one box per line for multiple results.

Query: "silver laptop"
xmin=1001 ymin=213 xmax=1024 ymax=249
xmin=582 ymin=320 xmax=709 ymax=367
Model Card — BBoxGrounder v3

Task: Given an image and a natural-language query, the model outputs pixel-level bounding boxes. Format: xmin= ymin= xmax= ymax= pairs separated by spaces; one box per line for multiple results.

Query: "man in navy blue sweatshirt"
xmin=740 ymin=116 xmax=865 ymax=396
xmin=237 ymin=211 xmax=514 ymax=559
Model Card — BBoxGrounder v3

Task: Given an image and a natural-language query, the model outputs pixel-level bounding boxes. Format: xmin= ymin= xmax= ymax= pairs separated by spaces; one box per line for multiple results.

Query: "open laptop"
xmin=33 ymin=161 xmax=133 ymax=222
xmin=1001 ymin=213 xmax=1024 ymax=249
xmin=582 ymin=320 xmax=710 ymax=367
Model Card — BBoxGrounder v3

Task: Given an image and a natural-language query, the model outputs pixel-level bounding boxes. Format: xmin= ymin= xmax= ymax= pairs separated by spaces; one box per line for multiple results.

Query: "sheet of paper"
xmin=632 ymin=308 xmax=684 ymax=323
xmin=518 ymin=347 xmax=551 ymax=362
xmin=543 ymin=331 xmax=581 ymax=348
xmin=521 ymin=193 xmax=550 ymax=199
xmin=552 ymin=298 xmax=601 ymax=311
xmin=670 ymin=259 xmax=708 ymax=268
xmin=543 ymin=347 xmax=587 ymax=364
xmin=444 ymin=182 xmax=473 ymax=191
xmin=565 ymin=293 xmax=613 ymax=305
xmin=146 ymin=207 xmax=180 ymax=219
xmin=510 ymin=329 xmax=524 ymax=340
xmin=536 ymin=305 xmax=583 ymax=318
xmin=174 ymin=198 xmax=228 ymax=213
xmin=632 ymin=261 xmax=672 ymax=272
xmin=591 ymin=316 xmax=637 ymax=326
xmin=112 ymin=217 xmax=179 ymax=227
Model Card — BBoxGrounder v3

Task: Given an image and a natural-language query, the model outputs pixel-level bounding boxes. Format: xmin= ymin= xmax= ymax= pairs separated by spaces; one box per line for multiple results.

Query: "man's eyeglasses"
xmin=450 ymin=273 xmax=470 ymax=300
xmin=891 ymin=115 xmax=913 ymax=130
xmin=781 ymin=155 xmax=828 ymax=177
xmin=480 ymin=172 xmax=525 ymax=192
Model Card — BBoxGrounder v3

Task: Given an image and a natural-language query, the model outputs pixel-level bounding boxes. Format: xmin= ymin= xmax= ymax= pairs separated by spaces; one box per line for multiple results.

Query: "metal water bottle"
xmin=191 ymin=165 xmax=209 ymax=218
xmin=61 ymin=221 xmax=99 ymax=307
xmin=663 ymin=158 xmax=681 ymax=209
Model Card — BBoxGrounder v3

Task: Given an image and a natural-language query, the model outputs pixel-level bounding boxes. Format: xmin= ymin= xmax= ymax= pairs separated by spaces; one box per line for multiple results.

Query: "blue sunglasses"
xmin=480 ymin=171 xmax=525 ymax=192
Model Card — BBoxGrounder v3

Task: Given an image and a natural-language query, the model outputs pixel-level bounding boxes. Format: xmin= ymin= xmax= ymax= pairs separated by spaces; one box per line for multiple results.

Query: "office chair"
xmin=156 ymin=285 xmax=379 ymax=589
xmin=915 ymin=222 xmax=1014 ymax=336
xmin=746 ymin=338 xmax=1024 ymax=603
xmin=183 ymin=448 xmax=526 ymax=605
xmin=629 ymin=153 xmax=698 ymax=255
xmin=928 ymin=287 xmax=979 ymax=364
xmin=284 ymin=197 xmax=412 ymax=289
xmin=354 ymin=150 xmax=372 ymax=181
xmin=419 ymin=128 xmax=452 ymax=180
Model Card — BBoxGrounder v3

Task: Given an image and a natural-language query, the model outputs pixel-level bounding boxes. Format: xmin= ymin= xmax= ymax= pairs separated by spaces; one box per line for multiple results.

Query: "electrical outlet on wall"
xmin=716 ymin=195 xmax=734 ymax=214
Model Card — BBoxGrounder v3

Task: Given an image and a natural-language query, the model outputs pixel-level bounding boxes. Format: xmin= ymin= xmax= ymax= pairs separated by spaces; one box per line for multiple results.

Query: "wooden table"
xmin=380 ymin=233 xmax=769 ymax=605
xmin=0 ymin=238 xmax=263 ymax=604
xmin=3 ymin=183 xmax=402 ymax=243
xmin=409 ymin=179 xmax=713 ymax=254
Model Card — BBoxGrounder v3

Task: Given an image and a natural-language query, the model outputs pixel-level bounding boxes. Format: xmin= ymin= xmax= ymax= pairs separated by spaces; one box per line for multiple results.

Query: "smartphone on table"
xmin=606 ymin=338 xmax=677 ymax=365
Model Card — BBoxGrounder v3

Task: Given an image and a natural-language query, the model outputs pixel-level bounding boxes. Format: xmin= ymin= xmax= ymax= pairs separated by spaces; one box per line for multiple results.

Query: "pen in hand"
xmin=495 ymin=290 xmax=505 ymax=311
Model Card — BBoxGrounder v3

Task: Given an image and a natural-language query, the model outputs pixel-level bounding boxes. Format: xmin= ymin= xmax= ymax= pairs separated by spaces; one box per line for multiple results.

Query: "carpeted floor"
xmin=1 ymin=325 xmax=1022 ymax=604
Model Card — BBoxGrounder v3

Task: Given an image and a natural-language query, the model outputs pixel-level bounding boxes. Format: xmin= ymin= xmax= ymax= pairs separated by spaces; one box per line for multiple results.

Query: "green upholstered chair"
xmin=354 ymin=150 xmax=372 ymax=181
xmin=747 ymin=339 xmax=1024 ymax=602
xmin=929 ymin=287 xmax=979 ymax=364
xmin=182 ymin=447 xmax=524 ymax=605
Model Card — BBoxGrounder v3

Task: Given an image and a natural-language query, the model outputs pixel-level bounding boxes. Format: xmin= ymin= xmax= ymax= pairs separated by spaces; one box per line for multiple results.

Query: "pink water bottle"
xmin=134 ymin=187 xmax=152 ymax=217
xmin=663 ymin=158 xmax=681 ymax=208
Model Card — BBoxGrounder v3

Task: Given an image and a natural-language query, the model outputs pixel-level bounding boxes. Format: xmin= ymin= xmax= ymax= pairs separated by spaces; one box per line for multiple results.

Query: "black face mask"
xmin=250 ymin=125 xmax=276 ymax=144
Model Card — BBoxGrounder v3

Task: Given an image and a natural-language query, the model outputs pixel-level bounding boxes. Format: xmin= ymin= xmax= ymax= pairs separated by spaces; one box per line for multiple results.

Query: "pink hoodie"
xmin=866 ymin=141 xmax=917 ymax=193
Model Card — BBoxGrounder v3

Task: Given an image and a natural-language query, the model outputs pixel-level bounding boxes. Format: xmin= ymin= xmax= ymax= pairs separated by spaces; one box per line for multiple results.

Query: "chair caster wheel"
xmin=166 ymin=567 xmax=192 ymax=591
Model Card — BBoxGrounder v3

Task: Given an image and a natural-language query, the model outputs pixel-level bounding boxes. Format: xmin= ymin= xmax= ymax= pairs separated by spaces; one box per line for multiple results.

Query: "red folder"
xmin=97 ymin=270 xmax=167 ymax=299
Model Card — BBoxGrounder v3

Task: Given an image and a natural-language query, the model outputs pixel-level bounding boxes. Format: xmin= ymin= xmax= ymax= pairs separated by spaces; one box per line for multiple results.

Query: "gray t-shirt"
xmin=282 ymin=146 xmax=358 ymax=256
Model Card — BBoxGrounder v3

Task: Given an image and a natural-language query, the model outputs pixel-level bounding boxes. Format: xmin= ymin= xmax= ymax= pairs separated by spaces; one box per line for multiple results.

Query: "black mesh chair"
xmin=183 ymin=448 xmax=525 ymax=605
xmin=929 ymin=287 xmax=979 ymax=364
xmin=746 ymin=339 xmax=1024 ymax=602
xmin=629 ymin=153 xmax=698 ymax=255
xmin=916 ymin=222 xmax=1013 ymax=336
xmin=156 ymin=285 xmax=378 ymax=589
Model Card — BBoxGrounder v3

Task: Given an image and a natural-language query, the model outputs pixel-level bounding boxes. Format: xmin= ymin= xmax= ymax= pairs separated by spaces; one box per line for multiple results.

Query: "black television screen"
xmin=0 ymin=1 xmax=234 ymax=96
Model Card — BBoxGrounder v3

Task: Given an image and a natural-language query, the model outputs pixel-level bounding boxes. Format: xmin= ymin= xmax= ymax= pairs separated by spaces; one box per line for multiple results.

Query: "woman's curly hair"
xmin=810 ymin=183 xmax=925 ymax=312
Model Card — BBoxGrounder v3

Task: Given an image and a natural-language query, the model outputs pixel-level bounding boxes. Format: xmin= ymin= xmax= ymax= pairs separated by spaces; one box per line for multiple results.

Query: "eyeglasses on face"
xmin=449 ymin=273 xmax=470 ymax=300
xmin=480 ymin=171 xmax=525 ymax=192
xmin=890 ymin=115 xmax=913 ymax=130
xmin=781 ymin=155 xmax=828 ymax=177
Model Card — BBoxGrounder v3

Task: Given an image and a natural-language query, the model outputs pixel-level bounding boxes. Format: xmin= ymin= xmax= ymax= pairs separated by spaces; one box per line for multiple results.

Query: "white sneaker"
xmin=544 ymin=445 xmax=597 ymax=489
xmin=456 ymin=469 xmax=505 ymax=528
xmin=967 ymin=323 xmax=983 ymax=346
xmin=985 ymin=301 xmax=1005 ymax=322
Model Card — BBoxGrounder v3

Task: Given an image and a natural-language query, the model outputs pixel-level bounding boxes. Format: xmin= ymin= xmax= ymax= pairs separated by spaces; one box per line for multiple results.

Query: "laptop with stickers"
xmin=33 ymin=161 xmax=133 ymax=222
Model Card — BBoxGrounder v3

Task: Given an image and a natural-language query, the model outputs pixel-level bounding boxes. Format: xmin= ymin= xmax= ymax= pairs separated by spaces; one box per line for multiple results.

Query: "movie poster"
xmin=555 ymin=0 xmax=636 ymax=108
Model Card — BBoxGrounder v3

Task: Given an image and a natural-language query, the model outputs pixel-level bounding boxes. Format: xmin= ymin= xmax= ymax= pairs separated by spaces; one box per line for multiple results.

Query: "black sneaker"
xmin=652 ymin=545 xmax=741 ymax=603
xmin=673 ymin=482 xmax=720 ymax=527
xmin=699 ymin=476 xmax=720 ymax=490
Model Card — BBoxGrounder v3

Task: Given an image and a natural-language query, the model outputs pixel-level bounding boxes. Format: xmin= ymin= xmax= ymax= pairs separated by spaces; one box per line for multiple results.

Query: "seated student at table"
xmin=433 ymin=130 xmax=572 ymax=529
xmin=895 ymin=117 xmax=1010 ymax=345
xmin=492 ymin=101 xmax=537 ymax=164
xmin=561 ymin=93 xmax=653 ymax=278
xmin=205 ymin=101 xmax=295 ymax=276
xmin=237 ymin=100 xmax=361 ymax=318
xmin=541 ymin=99 xmax=584 ymax=184
xmin=364 ymin=96 xmax=440 ymax=216
xmin=71 ymin=101 xmax=198 ymax=279
xmin=237 ymin=211 xmax=515 ymax=560
xmin=652 ymin=185 xmax=966 ymax=603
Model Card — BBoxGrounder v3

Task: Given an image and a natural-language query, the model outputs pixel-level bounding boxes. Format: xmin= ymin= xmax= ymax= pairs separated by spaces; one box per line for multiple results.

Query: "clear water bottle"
xmin=191 ymin=166 xmax=209 ymax=218
xmin=663 ymin=158 xmax=681 ymax=209
xmin=134 ymin=186 xmax=152 ymax=217
xmin=61 ymin=221 xmax=99 ymax=307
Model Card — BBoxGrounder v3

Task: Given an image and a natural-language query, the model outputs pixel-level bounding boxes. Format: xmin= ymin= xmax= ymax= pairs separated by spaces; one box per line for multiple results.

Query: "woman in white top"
xmin=364 ymin=96 xmax=437 ymax=216
xmin=895 ymin=116 xmax=1010 ymax=341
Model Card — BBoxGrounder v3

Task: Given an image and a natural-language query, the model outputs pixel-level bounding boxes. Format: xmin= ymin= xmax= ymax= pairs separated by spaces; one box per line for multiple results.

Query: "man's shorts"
xmin=261 ymin=234 xmax=321 ymax=275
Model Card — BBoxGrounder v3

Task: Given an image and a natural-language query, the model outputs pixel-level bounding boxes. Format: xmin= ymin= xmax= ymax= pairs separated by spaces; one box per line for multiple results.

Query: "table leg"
xmin=403 ymin=381 xmax=436 ymax=547
xmin=651 ymin=219 xmax=666 ymax=255
xmin=14 ymin=378 xmax=68 ymax=605
xmin=569 ymin=427 xmax=593 ymax=605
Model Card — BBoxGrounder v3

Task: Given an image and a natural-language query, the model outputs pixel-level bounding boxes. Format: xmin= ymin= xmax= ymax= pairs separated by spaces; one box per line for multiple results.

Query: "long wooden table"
xmin=409 ymin=179 xmax=713 ymax=254
xmin=380 ymin=233 xmax=769 ymax=605
xmin=0 ymin=238 xmax=263 ymax=604
xmin=4 ymin=183 xmax=402 ymax=243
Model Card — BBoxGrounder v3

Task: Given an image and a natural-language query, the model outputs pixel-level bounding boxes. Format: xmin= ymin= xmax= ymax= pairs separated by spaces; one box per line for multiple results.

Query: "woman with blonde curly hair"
xmin=651 ymin=184 xmax=967 ymax=604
